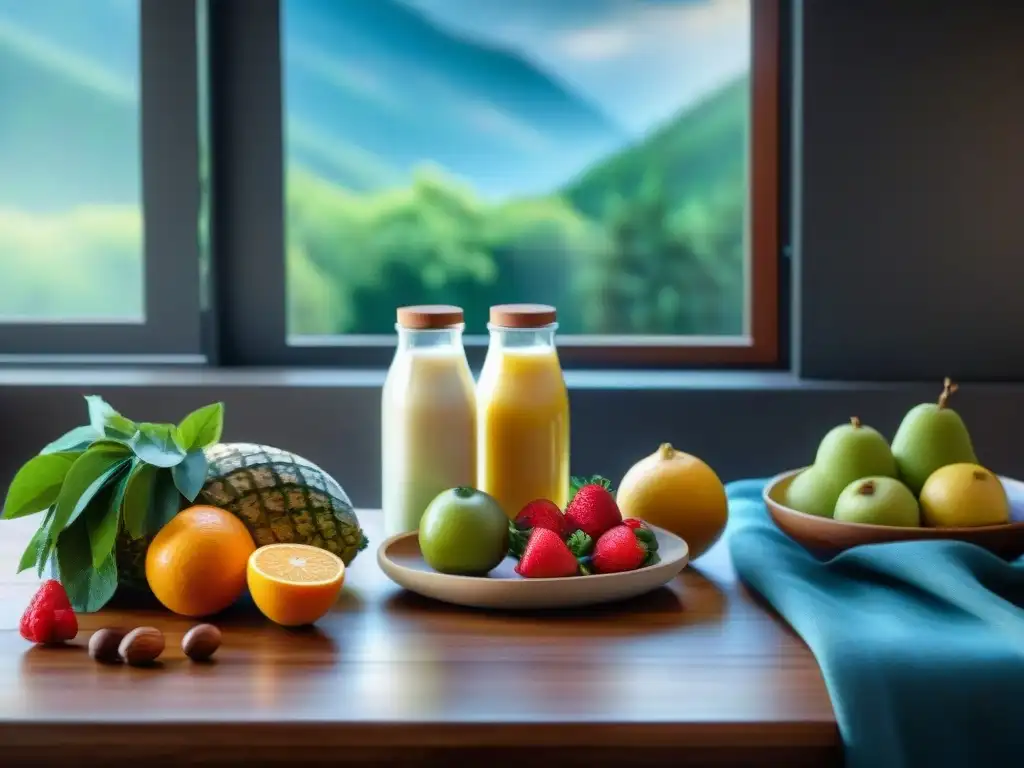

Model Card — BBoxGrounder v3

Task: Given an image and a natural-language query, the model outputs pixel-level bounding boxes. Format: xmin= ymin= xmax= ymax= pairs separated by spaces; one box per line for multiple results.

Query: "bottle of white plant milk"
xmin=382 ymin=305 xmax=477 ymax=537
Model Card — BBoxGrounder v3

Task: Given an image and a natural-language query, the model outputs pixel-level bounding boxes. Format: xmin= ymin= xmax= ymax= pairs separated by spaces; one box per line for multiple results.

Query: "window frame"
xmin=208 ymin=0 xmax=780 ymax=369
xmin=0 ymin=0 xmax=204 ymax=361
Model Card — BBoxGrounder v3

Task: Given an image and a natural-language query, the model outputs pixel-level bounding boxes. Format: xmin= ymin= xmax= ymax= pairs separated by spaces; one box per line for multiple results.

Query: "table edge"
xmin=0 ymin=720 xmax=841 ymax=749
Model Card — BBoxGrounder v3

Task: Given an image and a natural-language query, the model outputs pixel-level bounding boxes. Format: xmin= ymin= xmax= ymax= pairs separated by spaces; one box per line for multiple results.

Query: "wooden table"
xmin=0 ymin=512 xmax=840 ymax=767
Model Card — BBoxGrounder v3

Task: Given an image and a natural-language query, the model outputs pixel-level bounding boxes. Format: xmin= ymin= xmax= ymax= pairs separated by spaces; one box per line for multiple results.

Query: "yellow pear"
xmin=616 ymin=443 xmax=727 ymax=560
xmin=919 ymin=463 xmax=1010 ymax=528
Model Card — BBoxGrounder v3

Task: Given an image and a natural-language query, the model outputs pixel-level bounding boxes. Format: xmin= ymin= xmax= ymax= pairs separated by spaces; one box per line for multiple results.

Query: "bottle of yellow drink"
xmin=477 ymin=304 xmax=570 ymax=518
xmin=382 ymin=305 xmax=477 ymax=538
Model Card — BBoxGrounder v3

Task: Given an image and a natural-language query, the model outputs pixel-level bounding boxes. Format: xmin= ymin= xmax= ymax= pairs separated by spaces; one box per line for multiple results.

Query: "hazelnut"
xmin=88 ymin=627 xmax=128 ymax=664
xmin=118 ymin=627 xmax=165 ymax=666
xmin=182 ymin=623 xmax=222 ymax=662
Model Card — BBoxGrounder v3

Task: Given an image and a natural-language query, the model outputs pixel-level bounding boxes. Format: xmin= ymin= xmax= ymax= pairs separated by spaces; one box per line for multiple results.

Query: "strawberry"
xmin=592 ymin=524 xmax=659 ymax=574
xmin=515 ymin=528 xmax=582 ymax=578
xmin=514 ymin=499 xmax=566 ymax=537
xmin=564 ymin=479 xmax=621 ymax=539
xmin=622 ymin=518 xmax=648 ymax=530
xmin=20 ymin=580 xmax=78 ymax=644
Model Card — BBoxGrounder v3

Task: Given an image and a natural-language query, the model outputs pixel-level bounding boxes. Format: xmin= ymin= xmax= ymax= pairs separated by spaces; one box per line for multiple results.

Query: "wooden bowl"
xmin=377 ymin=524 xmax=689 ymax=610
xmin=763 ymin=468 xmax=1024 ymax=560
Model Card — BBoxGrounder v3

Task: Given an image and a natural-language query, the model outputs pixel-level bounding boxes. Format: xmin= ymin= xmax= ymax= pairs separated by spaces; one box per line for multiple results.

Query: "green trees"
xmin=285 ymin=164 xmax=744 ymax=337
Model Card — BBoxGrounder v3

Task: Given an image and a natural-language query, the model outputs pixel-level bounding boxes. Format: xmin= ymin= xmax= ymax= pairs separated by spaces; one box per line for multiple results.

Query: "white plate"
xmin=377 ymin=525 xmax=689 ymax=610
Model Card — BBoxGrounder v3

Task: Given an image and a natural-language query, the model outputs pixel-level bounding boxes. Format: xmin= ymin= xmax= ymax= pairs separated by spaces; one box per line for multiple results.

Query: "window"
xmin=284 ymin=0 xmax=775 ymax=353
xmin=0 ymin=0 xmax=202 ymax=359
xmin=267 ymin=0 xmax=778 ymax=366
xmin=1 ymin=0 xmax=779 ymax=366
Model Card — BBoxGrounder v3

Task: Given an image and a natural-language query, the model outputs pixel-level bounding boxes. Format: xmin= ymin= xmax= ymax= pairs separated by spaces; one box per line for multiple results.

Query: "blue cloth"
xmin=726 ymin=479 xmax=1024 ymax=768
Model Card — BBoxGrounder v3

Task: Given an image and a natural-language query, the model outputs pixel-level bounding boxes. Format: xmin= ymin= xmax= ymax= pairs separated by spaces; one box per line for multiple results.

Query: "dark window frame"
xmin=0 ymin=0 xmax=204 ymax=361
xmin=215 ymin=0 xmax=782 ymax=369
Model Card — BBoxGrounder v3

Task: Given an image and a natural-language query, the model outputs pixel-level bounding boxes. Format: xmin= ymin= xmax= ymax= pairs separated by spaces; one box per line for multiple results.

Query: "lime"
xmin=419 ymin=487 xmax=509 ymax=575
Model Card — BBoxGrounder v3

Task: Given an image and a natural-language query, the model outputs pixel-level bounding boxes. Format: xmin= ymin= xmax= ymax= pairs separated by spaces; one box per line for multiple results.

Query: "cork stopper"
xmin=489 ymin=304 xmax=557 ymax=328
xmin=396 ymin=305 xmax=464 ymax=330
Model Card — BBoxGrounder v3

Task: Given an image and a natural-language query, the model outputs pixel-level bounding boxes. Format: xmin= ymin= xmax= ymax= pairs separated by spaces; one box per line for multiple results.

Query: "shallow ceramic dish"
xmin=764 ymin=468 xmax=1024 ymax=559
xmin=377 ymin=524 xmax=689 ymax=610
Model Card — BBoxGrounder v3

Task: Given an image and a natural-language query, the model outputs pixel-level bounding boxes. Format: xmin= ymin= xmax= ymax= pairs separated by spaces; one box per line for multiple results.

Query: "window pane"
xmin=282 ymin=0 xmax=750 ymax=339
xmin=0 ymin=0 xmax=143 ymax=322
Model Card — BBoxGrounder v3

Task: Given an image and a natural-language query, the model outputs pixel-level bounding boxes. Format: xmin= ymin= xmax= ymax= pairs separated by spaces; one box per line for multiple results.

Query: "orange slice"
xmin=247 ymin=544 xmax=345 ymax=627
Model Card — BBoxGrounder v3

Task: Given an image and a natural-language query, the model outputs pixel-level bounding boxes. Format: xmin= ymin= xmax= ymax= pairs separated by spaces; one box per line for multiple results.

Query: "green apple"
xmin=419 ymin=487 xmax=509 ymax=575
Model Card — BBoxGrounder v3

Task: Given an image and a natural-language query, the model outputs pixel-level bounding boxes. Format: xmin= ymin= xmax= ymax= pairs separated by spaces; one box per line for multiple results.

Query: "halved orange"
xmin=247 ymin=544 xmax=345 ymax=626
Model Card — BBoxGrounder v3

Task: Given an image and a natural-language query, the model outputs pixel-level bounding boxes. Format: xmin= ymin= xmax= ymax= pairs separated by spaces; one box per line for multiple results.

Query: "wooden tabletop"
xmin=0 ymin=512 xmax=840 ymax=767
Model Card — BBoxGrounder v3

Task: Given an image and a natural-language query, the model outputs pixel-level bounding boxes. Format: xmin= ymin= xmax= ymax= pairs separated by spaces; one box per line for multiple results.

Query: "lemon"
xmin=918 ymin=463 xmax=1010 ymax=528
xmin=615 ymin=443 xmax=727 ymax=560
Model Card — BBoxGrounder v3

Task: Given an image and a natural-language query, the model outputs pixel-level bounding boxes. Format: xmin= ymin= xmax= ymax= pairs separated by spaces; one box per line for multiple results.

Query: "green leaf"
xmin=57 ymin=520 xmax=118 ymax=612
xmin=507 ymin=520 xmax=531 ymax=560
xmin=49 ymin=445 xmax=130 ymax=545
xmin=172 ymin=450 xmax=209 ymax=502
xmin=177 ymin=402 xmax=224 ymax=451
xmin=132 ymin=423 xmax=186 ymax=468
xmin=86 ymin=472 xmax=129 ymax=569
xmin=568 ymin=475 xmax=614 ymax=505
xmin=84 ymin=395 xmax=135 ymax=437
xmin=2 ymin=451 xmax=79 ymax=520
xmin=146 ymin=470 xmax=184 ymax=534
xmin=40 ymin=425 xmax=100 ymax=455
xmin=18 ymin=507 xmax=54 ymax=573
xmin=104 ymin=415 xmax=138 ymax=440
xmin=566 ymin=529 xmax=594 ymax=557
xmin=634 ymin=527 xmax=659 ymax=552
xmin=121 ymin=462 xmax=155 ymax=539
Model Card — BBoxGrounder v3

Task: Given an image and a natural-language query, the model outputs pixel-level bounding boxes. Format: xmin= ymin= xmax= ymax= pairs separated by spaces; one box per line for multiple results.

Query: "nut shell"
xmin=88 ymin=627 xmax=128 ymax=664
xmin=119 ymin=627 xmax=165 ymax=666
xmin=182 ymin=624 xmax=222 ymax=662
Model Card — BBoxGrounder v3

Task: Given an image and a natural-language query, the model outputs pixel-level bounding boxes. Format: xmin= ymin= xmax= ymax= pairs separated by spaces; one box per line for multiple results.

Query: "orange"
xmin=247 ymin=544 xmax=345 ymax=627
xmin=145 ymin=505 xmax=256 ymax=617
xmin=615 ymin=442 xmax=728 ymax=560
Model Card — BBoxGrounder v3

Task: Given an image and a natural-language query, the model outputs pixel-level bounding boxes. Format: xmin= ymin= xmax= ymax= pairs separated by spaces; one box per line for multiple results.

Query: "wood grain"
xmin=0 ymin=510 xmax=839 ymax=767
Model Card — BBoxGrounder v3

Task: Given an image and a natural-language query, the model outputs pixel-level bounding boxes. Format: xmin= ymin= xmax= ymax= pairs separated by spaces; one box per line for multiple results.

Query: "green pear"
xmin=891 ymin=378 xmax=977 ymax=495
xmin=814 ymin=416 xmax=898 ymax=490
xmin=784 ymin=467 xmax=843 ymax=518
xmin=833 ymin=477 xmax=920 ymax=527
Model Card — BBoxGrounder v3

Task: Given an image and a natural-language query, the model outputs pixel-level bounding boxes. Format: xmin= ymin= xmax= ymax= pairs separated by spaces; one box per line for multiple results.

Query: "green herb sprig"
xmin=2 ymin=396 xmax=225 ymax=612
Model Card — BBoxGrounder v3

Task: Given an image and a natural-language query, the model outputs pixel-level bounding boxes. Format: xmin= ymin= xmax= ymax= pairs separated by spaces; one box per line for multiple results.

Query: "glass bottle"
xmin=477 ymin=303 xmax=570 ymax=518
xmin=381 ymin=305 xmax=476 ymax=537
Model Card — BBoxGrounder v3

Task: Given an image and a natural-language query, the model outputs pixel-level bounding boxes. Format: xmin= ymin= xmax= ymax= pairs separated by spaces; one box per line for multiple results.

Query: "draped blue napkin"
xmin=727 ymin=478 xmax=1024 ymax=768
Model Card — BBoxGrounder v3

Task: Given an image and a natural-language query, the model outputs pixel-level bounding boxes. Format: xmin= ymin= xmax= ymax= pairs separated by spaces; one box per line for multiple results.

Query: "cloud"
xmin=554 ymin=0 xmax=748 ymax=64
xmin=558 ymin=26 xmax=634 ymax=62
xmin=397 ymin=0 xmax=749 ymax=135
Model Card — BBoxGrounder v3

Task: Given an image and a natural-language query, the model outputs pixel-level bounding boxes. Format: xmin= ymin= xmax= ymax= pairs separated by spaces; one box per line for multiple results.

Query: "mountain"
xmin=0 ymin=10 xmax=139 ymax=211
xmin=564 ymin=76 xmax=748 ymax=217
xmin=283 ymin=0 xmax=625 ymax=197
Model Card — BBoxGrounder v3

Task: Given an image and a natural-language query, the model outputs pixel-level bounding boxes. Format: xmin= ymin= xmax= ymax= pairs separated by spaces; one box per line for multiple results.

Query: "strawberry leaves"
xmin=566 ymin=529 xmax=593 ymax=557
xmin=568 ymin=475 xmax=613 ymax=505
xmin=507 ymin=519 xmax=531 ymax=560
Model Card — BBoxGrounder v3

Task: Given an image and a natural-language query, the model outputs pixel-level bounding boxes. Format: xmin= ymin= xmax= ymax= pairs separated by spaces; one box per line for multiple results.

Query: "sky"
xmin=398 ymin=0 xmax=750 ymax=136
